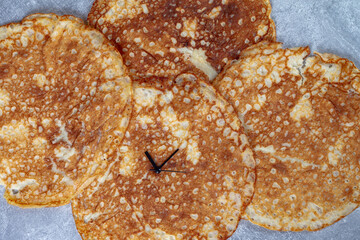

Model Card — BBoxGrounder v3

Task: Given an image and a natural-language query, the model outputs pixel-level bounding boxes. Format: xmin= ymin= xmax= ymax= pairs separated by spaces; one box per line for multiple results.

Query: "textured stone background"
xmin=0 ymin=0 xmax=359 ymax=239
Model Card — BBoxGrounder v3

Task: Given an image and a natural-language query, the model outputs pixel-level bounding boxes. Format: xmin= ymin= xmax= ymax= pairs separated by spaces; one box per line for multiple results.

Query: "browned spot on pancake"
xmin=272 ymin=162 xmax=288 ymax=175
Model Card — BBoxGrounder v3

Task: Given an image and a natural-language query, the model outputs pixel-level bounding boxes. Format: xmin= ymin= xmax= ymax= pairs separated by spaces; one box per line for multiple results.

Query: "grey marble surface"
xmin=0 ymin=0 xmax=360 ymax=239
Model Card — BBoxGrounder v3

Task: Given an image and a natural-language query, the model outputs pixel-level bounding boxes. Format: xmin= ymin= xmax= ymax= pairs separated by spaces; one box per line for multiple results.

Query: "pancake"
xmin=72 ymin=73 xmax=255 ymax=239
xmin=87 ymin=0 xmax=276 ymax=80
xmin=213 ymin=41 xmax=360 ymax=231
xmin=0 ymin=14 xmax=132 ymax=207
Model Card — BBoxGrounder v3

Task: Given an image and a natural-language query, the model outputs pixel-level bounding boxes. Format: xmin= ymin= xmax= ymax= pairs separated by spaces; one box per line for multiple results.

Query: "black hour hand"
xmin=145 ymin=151 xmax=161 ymax=173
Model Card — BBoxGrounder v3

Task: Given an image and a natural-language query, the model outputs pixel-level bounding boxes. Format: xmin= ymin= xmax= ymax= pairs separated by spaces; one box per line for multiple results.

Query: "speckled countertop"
xmin=0 ymin=0 xmax=359 ymax=239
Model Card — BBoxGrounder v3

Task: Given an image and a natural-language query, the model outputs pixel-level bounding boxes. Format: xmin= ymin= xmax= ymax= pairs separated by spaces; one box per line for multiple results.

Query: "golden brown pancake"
xmin=72 ymin=73 xmax=255 ymax=239
xmin=213 ymin=41 xmax=360 ymax=231
xmin=88 ymin=0 xmax=276 ymax=80
xmin=0 ymin=14 xmax=132 ymax=207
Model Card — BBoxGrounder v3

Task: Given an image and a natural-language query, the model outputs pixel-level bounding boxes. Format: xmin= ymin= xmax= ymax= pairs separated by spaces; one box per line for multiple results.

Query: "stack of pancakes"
xmin=0 ymin=0 xmax=359 ymax=239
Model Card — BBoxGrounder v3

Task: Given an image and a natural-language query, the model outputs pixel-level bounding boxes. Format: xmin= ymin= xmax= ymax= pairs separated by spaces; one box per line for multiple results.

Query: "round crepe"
xmin=0 ymin=14 xmax=132 ymax=207
xmin=213 ymin=41 xmax=360 ymax=231
xmin=72 ymin=73 xmax=255 ymax=239
xmin=88 ymin=0 xmax=276 ymax=80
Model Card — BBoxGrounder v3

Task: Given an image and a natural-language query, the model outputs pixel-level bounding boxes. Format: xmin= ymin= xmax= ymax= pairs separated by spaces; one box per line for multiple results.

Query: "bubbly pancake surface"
xmin=213 ymin=42 xmax=360 ymax=231
xmin=72 ymin=73 xmax=255 ymax=239
xmin=88 ymin=0 xmax=275 ymax=80
xmin=0 ymin=14 xmax=132 ymax=207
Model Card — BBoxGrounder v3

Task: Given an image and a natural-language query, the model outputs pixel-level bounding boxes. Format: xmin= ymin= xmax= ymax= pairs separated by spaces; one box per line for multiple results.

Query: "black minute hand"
xmin=159 ymin=149 xmax=179 ymax=169
xmin=145 ymin=151 xmax=161 ymax=173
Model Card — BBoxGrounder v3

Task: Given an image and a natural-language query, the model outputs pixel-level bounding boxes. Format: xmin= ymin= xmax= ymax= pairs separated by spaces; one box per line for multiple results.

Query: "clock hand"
xmin=145 ymin=151 xmax=161 ymax=174
xmin=146 ymin=149 xmax=182 ymax=174
xmin=149 ymin=169 xmax=186 ymax=174
xmin=159 ymin=149 xmax=179 ymax=169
